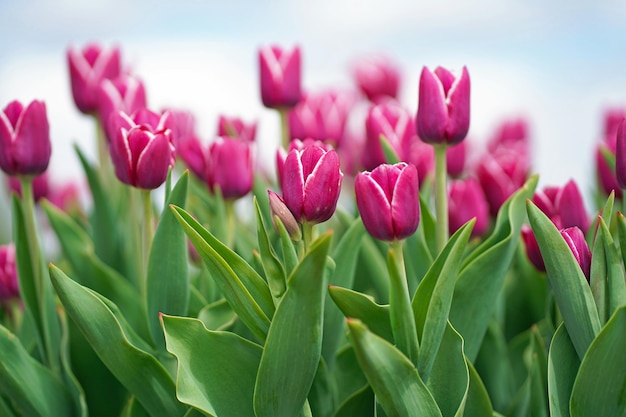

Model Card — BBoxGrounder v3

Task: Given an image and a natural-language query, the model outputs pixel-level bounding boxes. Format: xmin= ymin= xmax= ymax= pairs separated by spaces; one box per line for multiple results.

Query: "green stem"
xmin=225 ymin=200 xmax=236 ymax=249
xmin=141 ymin=189 xmax=154 ymax=282
xmin=279 ymin=108 xmax=290 ymax=150
xmin=95 ymin=116 xmax=110 ymax=176
xmin=302 ymin=222 xmax=314 ymax=256
xmin=388 ymin=241 xmax=419 ymax=366
xmin=434 ymin=144 xmax=449 ymax=253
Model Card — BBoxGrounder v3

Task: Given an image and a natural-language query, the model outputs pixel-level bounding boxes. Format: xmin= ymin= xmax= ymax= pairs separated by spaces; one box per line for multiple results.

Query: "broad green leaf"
xmin=197 ymin=299 xmax=236 ymax=331
xmin=354 ymin=234 xmax=389 ymax=303
xmin=347 ymin=319 xmax=442 ymax=417
xmin=254 ymin=234 xmax=332 ymax=417
xmin=308 ymin=359 xmax=335 ymax=417
xmin=528 ymin=328 xmax=548 ymax=417
xmin=570 ymin=305 xmax=626 ymax=416
xmin=332 ymin=385 xmax=374 ymax=417
xmin=547 ymin=323 xmax=579 ymax=417
xmin=275 ymin=215 xmax=299 ymax=276
xmin=0 ymin=395 xmax=17 ymax=417
xmin=253 ymin=198 xmax=286 ymax=300
xmin=162 ymin=315 xmax=262 ymax=417
xmin=590 ymin=220 xmax=608 ymax=323
xmin=332 ymin=345 xmax=368 ymax=406
xmin=465 ymin=359 xmax=495 ymax=417
xmin=147 ymin=173 xmax=189 ymax=348
xmin=58 ymin=308 xmax=88 ymax=417
xmin=527 ymin=201 xmax=601 ymax=359
xmin=450 ymin=176 xmax=537 ymax=361
xmin=50 ymin=265 xmax=187 ymax=417
xmin=413 ymin=221 xmax=474 ymax=382
xmin=328 ymin=286 xmax=393 ymax=342
xmin=0 ymin=324 xmax=72 ymax=417
xmin=598 ymin=220 xmax=626 ymax=319
xmin=171 ymin=205 xmax=273 ymax=342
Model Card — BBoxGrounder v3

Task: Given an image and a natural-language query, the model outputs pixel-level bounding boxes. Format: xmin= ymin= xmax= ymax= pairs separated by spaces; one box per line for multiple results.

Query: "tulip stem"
xmin=302 ymin=222 xmax=314 ymax=255
xmin=141 ymin=189 xmax=154 ymax=283
xmin=434 ymin=144 xmax=449 ymax=253
xmin=278 ymin=108 xmax=290 ymax=150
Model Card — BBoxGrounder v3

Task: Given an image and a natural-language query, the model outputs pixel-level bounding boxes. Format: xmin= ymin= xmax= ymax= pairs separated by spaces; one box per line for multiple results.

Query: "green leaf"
xmin=0 ymin=324 xmax=72 ymax=417
xmin=616 ymin=212 xmax=626 ymax=271
xmin=465 ymin=359 xmax=495 ymax=417
xmin=450 ymin=175 xmax=537 ymax=361
xmin=58 ymin=308 xmax=88 ymax=417
xmin=347 ymin=319 xmax=442 ymax=417
xmin=332 ymin=385 xmax=375 ymax=417
xmin=332 ymin=345 xmax=368 ymax=406
xmin=380 ymin=134 xmax=401 ymax=164
xmin=254 ymin=233 xmax=332 ymax=417
xmin=197 ymin=299 xmax=236 ymax=331
xmin=308 ymin=359 xmax=335 ymax=417
xmin=171 ymin=205 xmax=273 ymax=342
xmin=147 ymin=173 xmax=189 ymax=348
xmin=570 ymin=305 xmax=626 ymax=416
xmin=354 ymin=234 xmax=389 ymax=303
xmin=162 ymin=315 xmax=262 ymax=417
xmin=527 ymin=201 xmax=601 ymax=359
xmin=50 ymin=265 xmax=186 ymax=417
xmin=547 ymin=323 xmax=579 ymax=417
xmin=598 ymin=219 xmax=626 ymax=320
xmin=253 ymin=198 xmax=286 ymax=300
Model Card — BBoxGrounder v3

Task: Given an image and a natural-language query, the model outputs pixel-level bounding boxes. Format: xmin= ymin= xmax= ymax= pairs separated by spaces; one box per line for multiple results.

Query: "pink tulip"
xmin=7 ymin=172 xmax=50 ymax=202
xmin=0 ymin=244 xmax=18 ymax=301
xmin=446 ymin=141 xmax=467 ymax=178
xmin=259 ymin=45 xmax=302 ymax=109
xmin=217 ymin=115 xmax=257 ymax=142
xmin=363 ymin=100 xmax=414 ymax=170
xmin=448 ymin=177 xmax=489 ymax=237
xmin=206 ymin=137 xmax=254 ymax=200
xmin=276 ymin=138 xmax=333 ymax=189
xmin=98 ymin=74 xmax=147 ymax=142
xmin=177 ymin=134 xmax=206 ymax=180
xmin=561 ymin=227 xmax=592 ymax=281
xmin=595 ymin=142 xmax=622 ymax=199
xmin=267 ymin=190 xmax=301 ymax=240
xmin=352 ymin=55 xmax=401 ymax=102
xmin=615 ymin=119 xmax=626 ymax=189
xmin=476 ymin=149 xmax=529 ymax=216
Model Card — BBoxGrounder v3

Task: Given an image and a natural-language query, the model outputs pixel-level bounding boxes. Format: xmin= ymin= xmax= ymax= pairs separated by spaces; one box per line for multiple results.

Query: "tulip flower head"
xmin=0 ymin=244 xmax=18 ymax=302
xmin=416 ymin=66 xmax=470 ymax=145
xmin=355 ymin=163 xmax=420 ymax=241
xmin=7 ymin=172 xmax=50 ymax=202
xmin=259 ymin=45 xmax=302 ymax=109
xmin=0 ymin=100 xmax=51 ymax=177
xmin=352 ymin=55 xmax=401 ymax=103
xmin=206 ymin=137 xmax=254 ymax=200
xmin=98 ymin=74 xmax=147 ymax=142
xmin=448 ymin=177 xmax=489 ymax=237
xmin=532 ymin=180 xmax=590 ymax=232
xmin=561 ymin=226 xmax=592 ymax=281
xmin=615 ymin=119 xmax=626 ymax=189
xmin=268 ymin=190 xmax=301 ymax=241
xmin=217 ymin=115 xmax=257 ymax=142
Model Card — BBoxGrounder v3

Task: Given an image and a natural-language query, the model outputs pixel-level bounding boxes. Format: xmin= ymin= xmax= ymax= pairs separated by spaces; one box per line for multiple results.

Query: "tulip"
xmin=217 ymin=115 xmax=257 ymax=142
xmin=595 ymin=142 xmax=622 ymax=199
xmin=98 ymin=74 xmax=147 ymax=142
xmin=259 ymin=45 xmax=302 ymax=109
xmin=521 ymin=226 xmax=545 ymax=272
xmin=165 ymin=108 xmax=197 ymax=147
xmin=282 ymin=144 xmax=343 ymax=224
xmin=476 ymin=149 xmax=529 ymax=216
xmin=0 ymin=244 xmax=18 ymax=301
xmin=602 ymin=107 xmax=626 ymax=141
xmin=276 ymin=139 xmax=334 ymax=189
xmin=615 ymin=119 xmax=626 ymax=189
xmin=416 ymin=66 xmax=470 ymax=145
xmin=267 ymin=190 xmax=301 ymax=241
xmin=402 ymin=136 xmax=435 ymax=186
xmin=177 ymin=134 xmax=206 ymax=180
xmin=532 ymin=180 xmax=590 ymax=232
xmin=355 ymin=163 xmax=420 ymax=241
xmin=67 ymin=43 xmax=121 ymax=114
xmin=446 ymin=141 xmax=467 ymax=178
xmin=448 ymin=177 xmax=489 ymax=237
xmin=7 ymin=172 xmax=50 ymax=202
xmin=0 ymin=100 xmax=51 ymax=176
xmin=561 ymin=226 xmax=592 ymax=281
xmin=363 ymin=100 xmax=414 ymax=170
xmin=206 ymin=137 xmax=254 ymax=200
xmin=352 ymin=55 xmax=401 ymax=102
xmin=109 ymin=109 xmax=175 ymax=189
xmin=487 ymin=117 xmax=530 ymax=153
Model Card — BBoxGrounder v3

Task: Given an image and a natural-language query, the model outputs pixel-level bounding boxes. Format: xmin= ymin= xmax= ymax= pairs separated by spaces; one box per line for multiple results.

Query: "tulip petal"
xmin=390 ymin=164 xmax=420 ymax=240
xmin=445 ymin=66 xmax=470 ymax=144
xmin=355 ymin=172 xmax=394 ymax=241
xmin=302 ymin=150 xmax=342 ymax=223
xmin=282 ymin=149 xmax=306 ymax=219
xmin=11 ymin=101 xmax=51 ymax=175
xmin=135 ymin=131 xmax=173 ymax=189
xmin=616 ymin=119 xmax=626 ymax=190
xmin=416 ymin=67 xmax=447 ymax=144
xmin=557 ymin=179 xmax=590 ymax=232
xmin=110 ymin=127 xmax=134 ymax=186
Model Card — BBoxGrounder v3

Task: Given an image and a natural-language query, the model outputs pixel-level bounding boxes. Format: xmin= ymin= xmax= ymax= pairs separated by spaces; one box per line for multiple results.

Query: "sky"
xmin=1 ymin=0 xmax=626 ymax=224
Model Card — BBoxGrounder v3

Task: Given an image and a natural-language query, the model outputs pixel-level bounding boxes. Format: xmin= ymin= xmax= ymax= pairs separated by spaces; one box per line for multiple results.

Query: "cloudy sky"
xmin=1 ymin=0 xmax=626 ymax=209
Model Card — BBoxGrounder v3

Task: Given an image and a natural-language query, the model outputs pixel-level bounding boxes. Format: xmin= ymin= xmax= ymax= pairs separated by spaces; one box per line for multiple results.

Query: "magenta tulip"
xmin=561 ymin=226 xmax=592 ymax=281
xmin=521 ymin=226 xmax=545 ymax=272
xmin=596 ymin=142 xmax=622 ymax=199
xmin=416 ymin=66 xmax=470 ymax=145
xmin=275 ymin=138 xmax=333 ymax=190
xmin=0 ymin=100 xmax=51 ymax=176
xmin=206 ymin=137 xmax=254 ymax=200
xmin=352 ymin=55 xmax=401 ymax=102
xmin=7 ymin=172 xmax=50 ymax=202
xmin=217 ymin=115 xmax=257 ymax=142
xmin=532 ymin=180 xmax=589 ymax=232
xmin=448 ymin=177 xmax=489 ymax=237
xmin=98 ymin=74 xmax=147 ymax=142
xmin=476 ymin=149 xmax=529 ymax=216
xmin=487 ymin=118 xmax=530 ymax=153
xmin=177 ymin=134 xmax=206 ymax=180
xmin=267 ymin=190 xmax=301 ymax=240
xmin=282 ymin=144 xmax=343 ymax=224
xmin=0 ymin=244 xmax=18 ymax=301
xmin=615 ymin=119 xmax=626 ymax=189
xmin=446 ymin=141 xmax=467 ymax=178
xmin=259 ymin=45 xmax=302 ymax=109
xmin=355 ymin=163 xmax=420 ymax=241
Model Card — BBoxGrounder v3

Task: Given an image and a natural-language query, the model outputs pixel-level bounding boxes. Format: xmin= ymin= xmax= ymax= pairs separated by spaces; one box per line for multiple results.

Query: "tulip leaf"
xmin=332 ymin=345 xmax=368 ymax=406
xmin=465 ymin=358 xmax=495 ymax=417
xmin=0 ymin=324 xmax=73 ymax=417
xmin=275 ymin=214 xmax=299 ymax=275
xmin=50 ymin=265 xmax=187 ymax=417
xmin=527 ymin=201 xmax=601 ymax=359
xmin=162 ymin=315 xmax=262 ymax=417
xmin=598 ymin=220 xmax=626 ymax=319
xmin=547 ymin=323 xmax=579 ymax=417
xmin=332 ymin=384 xmax=375 ymax=417
xmin=355 ymin=234 xmax=389 ymax=303
xmin=254 ymin=233 xmax=332 ymax=417
xmin=253 ymin=197 xmax=286 ymax=300
xmin=450 ymin=175 xmax=538 ymax=361
xmin=346 ymin=319 xmax=443 ymax=417
xmin=413 ymin=220 xmax=474 ymax=382
xmin=570 ymin=305 xmax=626 ymax=416
xmin=147 ymin=173 xmax=189 ymax=348
xmin=58 ymin=308 xmax=88 ymax=417
xmin=380 ymin=134 xmax=401 ymax=164
xmin=197 ymin=299 xmax=236 ymax=331
xmin=616 ymin=212 xmax=626 ymax=271
xmin=171 ymin=205 xmax=273 ymax=342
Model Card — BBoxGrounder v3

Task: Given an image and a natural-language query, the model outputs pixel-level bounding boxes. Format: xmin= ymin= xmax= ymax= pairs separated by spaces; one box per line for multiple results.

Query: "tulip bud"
xmin=352 ymin=55 xmax=401 ymax=103
xmin=67 ymin=43 xmax=121 ymax=114
xmin=487 ymin=117 xmax=529 ymax=153
xmin=363 ymin=100 xmax=414 ymax=170
xmin=615 ymin=119 xmax=626 ymax=189
xmin=7 ymin=172 xmax=50 ymax=202
xmin=0 ymin=244 xmax=18 ymax=301
xmin=521 ymin=225 xmax=545 ymax=272
xmin=276 ymin=139 xmax=333 ymax=190
xmin=531 ymin=180 xmax=589 ymax=232
xmin=259 ymin=45 xmax=302 ymax=109
xmin=603 ymin=107 xmax=626 ymax=141
xmin=402 ymin=136 xmax=434 ymax=186
xmin=448 ymin=178 xmax=489 ymax=237
xmin=282 ymin=144 xmax=343 ymax=224
xmin=416 ymin=66 xmax=470 ymax=145
xmin=217 ymin=115 xmax=257 ymax=142
xmin=560 ymin=227 xmax=592 ymax=281
xmin=206 ymin=137 xmax=254 ymax=200
xmin=355 ymin=162 xmax=420 ymax=241
xmin=267 ymin=190 xmax=301 ymax=241
xmin=0 ymin=100 xmax=51 ymax=176
xmin=165 ymin=108 xmax=197 ymax=148
xmin=98 ymin=74 xmax=147 ymax=142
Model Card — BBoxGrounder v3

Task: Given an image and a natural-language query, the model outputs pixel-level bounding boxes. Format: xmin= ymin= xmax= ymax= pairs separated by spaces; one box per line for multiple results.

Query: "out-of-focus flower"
xmin=0 ymin=244 xmax=18 ymax=301
xmin=416 ymin=66 xmax=470 ymax=145
xmin=165 ymin=109 xmax=197 ymax=147
xmin=355 ymin=162 xmax=420 ymax=241
xmin=48 ymin=181 xmax=86 ymax=216
xmin=446 ymin=141 xmax=467 ymax=178
xmin=0 ymin=100 xmax=51 ymax=177
xmin=267 ymin=190 xmax=301 ymax=241
xmin=403 ymin=136 xmax=435 ymax=186
xmin=532 ymin=180 xmax=590 ymax=232
xmin=521 ymin=226 xmax=544 ymax=272
xmin=217 ymin=115 xmax=257 ymax=142
xmin=282 ymin=144 xmax=343 ymax=224
xmin=595 ymin=142 xmax=622 ymax=199
xmin=487 ymin=117 xmax=530 ymax=153
xmin=177 ymin=134 xmax=206 ymax=180
xmin=448 ymin=177 xmax=489 ymax=237
xmin=602 ymin=107 xmax=626 ymax=141
xmin=67 ymin=43 xmax=121 ymax=114
xmin=109 ymin=109 xmax=175 ymax=189
xmin=259 ymin=45 xmax=302 ymax=109
xmin=7 ymin=172 xmax=50 ymax=202
xmin=615 ymin=119 xmax=626 ymax=189
xmin=352 ymin=55 xmax=401 ymax=103
xmin=206 ymin=137 xmax=254 ymax=200
xmin=561 ymin=226 xmax=592 ymax=281
xmin=98 ymin=74 xmax=147 ymax=142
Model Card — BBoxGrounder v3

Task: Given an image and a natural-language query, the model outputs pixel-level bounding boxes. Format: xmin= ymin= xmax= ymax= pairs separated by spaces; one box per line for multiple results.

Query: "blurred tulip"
xmin=402 ymin=136 xmax=434 ymax=186
xmin=448 ymin=177 xmax=489 ymax=237
xmin=602 ymin=107 xmax=626 ymax=141
xmin=615 ymin=119 xmax=626 ymax=189
xmin=595 ymin=142 xmax=622 ymax=199
xmin=521 ymin=226 xmax=545 ymax=272
xmin=98 ymin=74 xmax=147 ymax=141
xmin=7 ymin=172 xmax=50 ymax=202
xmin=355 ymin=162 xmax=420 ymax=241
xmin=446 ymin=141 xmax=467 ymax=178
xmin=352 ymin=55 xmax=401 ymax=102
xmin=561 ymin=226 xmax=592 ymax=281
xmin=0 ymin=244 xmax=18 ymax=301
xmin=487 ymin=117 xmax=530 ymax=153
xmin=259 ymin=45 xmax=302 ymax=109
xmin=206 ymin=137 xmax=254 ymax=200
xmin=217 ymin=115 xmax=257 ymax=142
xmin=476 ymin=149 xmax=529 ymax=216
xmin=177 ymin=134 xmax=206 ymax=180
xmin=363 ymin=100 xmax=414 ymax=170
xmin=0 ymin=100 xmax=51 ymax=176
xmin=416 ymin=66 xmax=470 ymax=145
xmin=532 ymin=180 xmax=589 ymax=232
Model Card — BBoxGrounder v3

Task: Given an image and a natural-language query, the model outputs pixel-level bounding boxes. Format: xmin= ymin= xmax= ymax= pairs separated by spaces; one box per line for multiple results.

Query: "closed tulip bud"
xmin=165 ymin=108 xmax=197 ymax=148
xmin=217 ymin=115 xmax=257 ymax=142
xmin=259 ymin=45 xmax=302 ymax=109
xmin=67 ymin=43 xmax=121 ymax=114
xmin=488 ymin=117 xmax=530 ymax=153
xmin=98 ymin=74 xmax=147 ymax=142
xmin=363 ymin=100 xmax=414 ymax=170
xmin=355 ymin=162 xmax=420 ymax=241
xmin=448 ymin=178 xmax=489 ymax=237
xmin=615 ymin=119 xmax=626 ymax=189
xmin=268 ymin=190 xmax=301 ymax=241
xmin=402 ymin=136 xmax=435 ymax=186
xmin=603 ymin=107 xmax=626 ymax=141
xmin=416 ymin=66 xmax=470 ymax=145
xmin=352 ymin=55 xmax=401 ymax=103
xmin=0 ymin=100 xmax=51 ymax=176
xmin=282 ymin=144 xmax=343 ymax=224
xmin=0 ymin=244 xmax=18 ymax=301
xmin=561 ymin=227 xmax=592 ymax=281
xmin=206 ymin=137 xmax=254 ymax=200
xmin=276 ymin=138 xmax=333 ymax=190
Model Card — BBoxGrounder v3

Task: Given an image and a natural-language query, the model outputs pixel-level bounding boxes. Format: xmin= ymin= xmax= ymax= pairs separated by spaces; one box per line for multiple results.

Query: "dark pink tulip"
xmin=98 ymin=74 xmax=147 ymax=142
xmin=448 ymin=177 xmax=489 ymax=237
xmin=276 ymin=138 xmax=333 ymax=189
xmin=165 ymin=109 xmax=197 ymax=147
xmin=352 ymin=55 xmax=401 ymax=102
xmin=109 ymin=110 xmax=175 ymax=189
xmin=476 ymin=149 xmax=529 ymax=216
xmin=446 ymin=141 xmax=467 ymax=178
xmin=267 ymin=190 xmax=301 ymax=240
xmin=282 ymin=144 xmax=343 ymax=224
xmin=0 ymin=100 xmax=51 ymax=176
xmin=595 ymin=142 xmax=622 ymax=199
xmin=206 ymin=137 xmax=254 ymax=200
xmin=67 ymin=43 xmax=121 ymax=114
xmin=615 ymin=119 xmax=626 ymax=189
xmin=487 ymin=117 xmax=530 ymax=153
xmin=416 ymin=66 xmax=470 ymax=145
xmin=177 ymin=134 xmax=206 ymax=180
xmin=363 ymin=100 xmax=414 ymax=170
xmin=0 ymin=244 xmax=18 ymax=301
xmin=217 ymin=115 xmax=257 ymax=142
xmin=7 ymin=172 xmax=50 ymax=202
xmin=531 ymin=180 xmax=589 ymax=232
xmin=521 ymin=225 xmax=545 ymax=272
xmin=48 ymin=181 xmax=85 ymax=215
xmin=602 ymin=107 xmax=626 ymax=141
xmin=402 ymin=136 xmax=435 ymax=186
xmin=355 ymin=163 xmax=420 ymax=241
xmin=259 ymin=45 xmax=302 ymax=109
xmin=561 ymin=226 xmax=592 ymax=281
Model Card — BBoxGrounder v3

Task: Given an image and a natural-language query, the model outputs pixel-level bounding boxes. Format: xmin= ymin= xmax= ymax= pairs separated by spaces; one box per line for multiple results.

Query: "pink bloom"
xmin=561 ymin=227 xmax=592 ymax=281
xmin=476 ymin=149 xmax=529 ymax=216
xmin=446 ymin=141 xmax=467 ymax=178
xmin=7 ymin=172 xmax=50 ymax=202
xmin=217 ymin=115 xmax=257 ymax=142
xmin=403 ymin=138 xmax=435 ymax=187
xmin=267 ymin=190 xmax=301 ymax=240
xmin=98 ymin=74 xmax=147 ymax=142
xmin=532 ymin=180 xmax=590 ymax=232
xmin=0 ymin=244 xmax=19 ymax=301
xmin=177 ymin=134 xmax=206 ymax=180
xmin=352 ymin=55 xmax=401 ymax=102
xmin=448 ymin=177 xmax=489 ymax=237
xmin=259 ymin=45 xmax=302 ymax=109
xmin=487 ymin=117 xmax=530 ymax=153
xmin=206 ymin=137 xmax=254 ymax=200
xmin=615 ymin=119 xmax=626 ymax=189
xmin=276 ymin=139 xmax=333 ymax=189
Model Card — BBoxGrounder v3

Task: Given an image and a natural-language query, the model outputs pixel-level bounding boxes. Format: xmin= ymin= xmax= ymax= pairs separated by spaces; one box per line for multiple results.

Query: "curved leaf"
xmin=332 ymin=384 xmax=375 ymax=417
xmin=328 ymin=286 xmax=392 ymax=342
xmin=547 ymin=323 xmax=579 ymax=417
